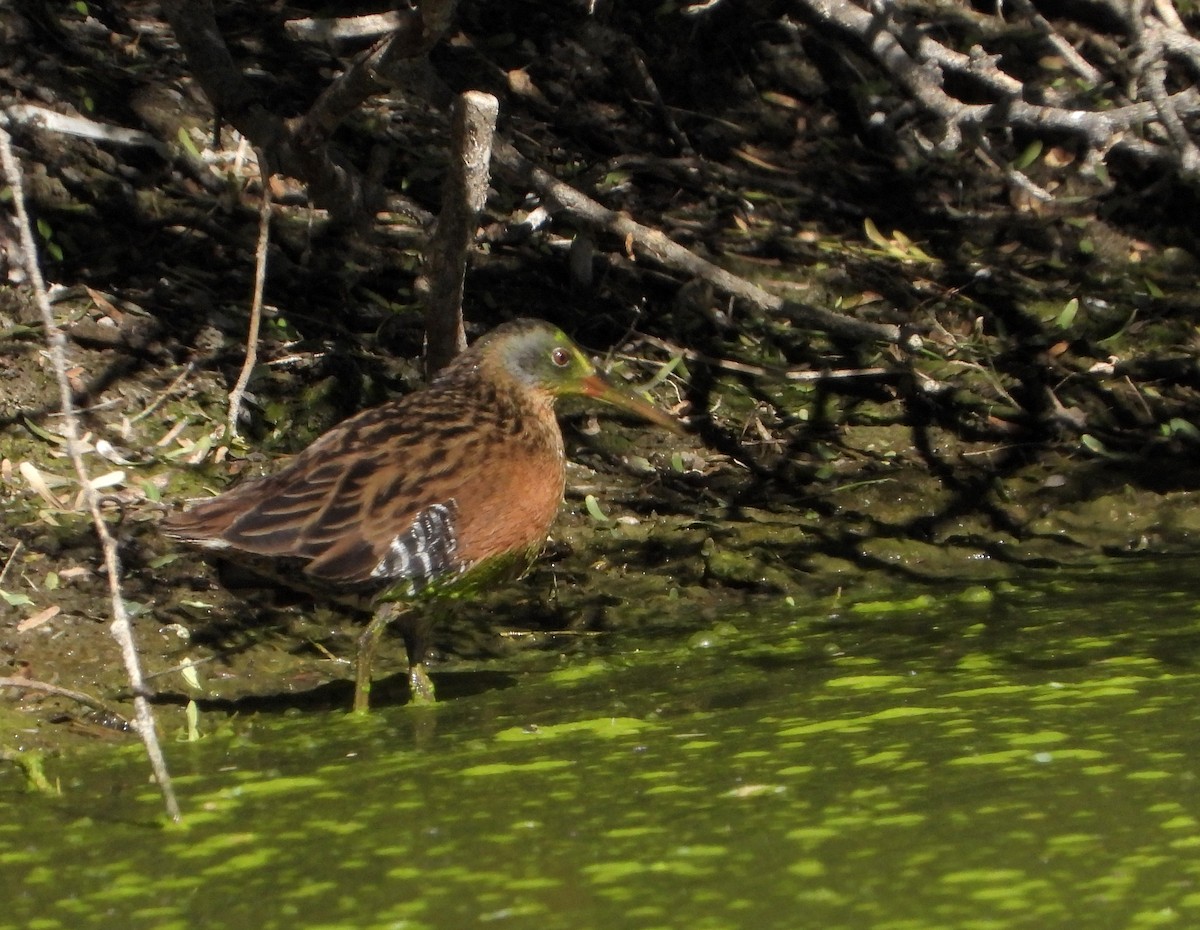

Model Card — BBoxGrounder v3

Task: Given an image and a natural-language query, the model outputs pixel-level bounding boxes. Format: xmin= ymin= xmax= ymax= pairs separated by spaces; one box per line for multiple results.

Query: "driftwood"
xmin=155 ymin=0 xmax=910 ymax=352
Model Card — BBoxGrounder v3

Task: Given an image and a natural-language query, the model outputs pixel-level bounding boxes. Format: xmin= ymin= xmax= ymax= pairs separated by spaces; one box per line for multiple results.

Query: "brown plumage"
xmin=163 ymin=319 xmax=678 ymax=710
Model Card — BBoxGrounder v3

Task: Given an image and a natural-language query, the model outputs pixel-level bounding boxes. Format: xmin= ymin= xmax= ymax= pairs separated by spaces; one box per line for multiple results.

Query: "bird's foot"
xmin=408 ymin=663 xmax=437 ymax=705
xmin=352 ymin=667 xmax=374 ymax=715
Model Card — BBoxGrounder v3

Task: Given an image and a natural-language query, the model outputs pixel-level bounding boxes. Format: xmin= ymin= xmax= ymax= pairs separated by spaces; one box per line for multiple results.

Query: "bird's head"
xmin=482 ymin=319 xmax=681 ymax=433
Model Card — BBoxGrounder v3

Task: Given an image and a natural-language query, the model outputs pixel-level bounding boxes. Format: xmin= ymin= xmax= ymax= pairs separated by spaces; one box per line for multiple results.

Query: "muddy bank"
xmin=4 ymin=337 xmax=1199 ymax=759
xmin=6 ymin=1 xmax=1200 ymax=764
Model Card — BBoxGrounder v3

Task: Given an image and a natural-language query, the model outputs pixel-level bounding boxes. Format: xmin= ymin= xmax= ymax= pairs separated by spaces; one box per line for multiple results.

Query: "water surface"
xmin=4 ymin=556 xmax=1200 ymax=929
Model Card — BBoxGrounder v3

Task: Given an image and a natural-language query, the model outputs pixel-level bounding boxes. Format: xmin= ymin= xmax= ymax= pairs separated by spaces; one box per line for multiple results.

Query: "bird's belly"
xmin=454 ymin=458 xmax=565 ymax=566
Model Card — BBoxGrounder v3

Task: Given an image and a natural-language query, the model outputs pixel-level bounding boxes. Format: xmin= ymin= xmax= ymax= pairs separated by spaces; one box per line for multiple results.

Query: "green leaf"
xmin=1167 ymin=418 xmax=1200 ymax=441
xmin=863 ymin=217 xmax=890 ymax=250
xmin=176 ymin=127 xmax=201 ymax=160
xmin=23 ymin=416 xmax=68 ymax=444
xmin=639 ymin=353 xmax=684 ymax=391
xmin=1055 ymin=298 xmax=1079 ymax=330
xmin=1013 ymin=140 xmax=1044 ymax=171
xmin=0 ymin=590 xmax=34 ymax=607
xmin=904 ymin=242 xmax=937 ymax=263
xmin=180 ymin=658 xmax=202 ymax=691
xmin=584 ymin=494 xmax=610 ymax=523
xmin=185 ymin=699 xmax=201 ymax=742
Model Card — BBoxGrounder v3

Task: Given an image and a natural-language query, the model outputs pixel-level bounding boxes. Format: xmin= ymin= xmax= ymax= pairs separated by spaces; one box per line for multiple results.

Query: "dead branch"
xmin=284 ymin=11 xmax=406 ymax=45
xmin=792 ymin=0 xmax=1200 ymax=176
xmin=421 ymin=91 xmax=500 ymax=374
xmin=160 ymin=0 xmax=459 ymax=226
xmin=0 ymin=104 xmax=167 ymax=154
xmin=0 ymin=127 xmax=181 ymax=822
xmin=490 ymin=138 xmax=909 ymax=349
xmin=158 ymin=1 xmax=908 ymax=351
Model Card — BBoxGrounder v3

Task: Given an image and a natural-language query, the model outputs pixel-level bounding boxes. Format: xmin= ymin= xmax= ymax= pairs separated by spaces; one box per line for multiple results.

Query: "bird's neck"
xmin=437 ymin=355 xmax=561 ymax=451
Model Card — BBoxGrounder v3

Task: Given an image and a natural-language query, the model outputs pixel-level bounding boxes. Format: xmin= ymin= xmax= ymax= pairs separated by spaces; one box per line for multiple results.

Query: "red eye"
xmin=551 ymin=347 xmax=570 ymax=367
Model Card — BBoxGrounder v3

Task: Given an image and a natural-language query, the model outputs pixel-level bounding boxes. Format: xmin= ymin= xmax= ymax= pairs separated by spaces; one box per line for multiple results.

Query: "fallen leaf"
xmin=95 ymin=440 xmax=135 ymax=465
xmin=18 ymin=461 xmax=67 ymax=507
xmin=733 ymin=146 xmax=787 ymax=172
xmin=761 ymin=91 xmax=802 ymax=110
xmin=85 ymin=286 xmax=124 ymax=322
xmin=89 ymin=470 xmax=126 ymax=490
xmin=18 ymin=605 xmax=60 ymax=632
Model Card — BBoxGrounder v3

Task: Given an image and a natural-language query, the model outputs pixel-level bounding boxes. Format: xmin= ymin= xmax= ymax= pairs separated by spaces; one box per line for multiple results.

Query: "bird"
xmin=162 ymin=318 xmax=680 ymax=711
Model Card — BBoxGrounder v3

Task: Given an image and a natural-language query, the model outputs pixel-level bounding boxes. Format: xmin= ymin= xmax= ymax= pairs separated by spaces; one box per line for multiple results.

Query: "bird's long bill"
xmin=580 ymin=372 xmax=683 ymax=434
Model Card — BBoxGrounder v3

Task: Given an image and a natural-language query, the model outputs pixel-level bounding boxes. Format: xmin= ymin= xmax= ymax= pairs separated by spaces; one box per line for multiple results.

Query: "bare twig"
xmin=160 ymin=0 xmax=372 ymax=224
xmin=0 ymin=127 xmax=181 ymax=823
xmin=635 ymin=334 xmax=892 ymax=382
xmin=629 ymin=48 xmax=693 ymax=154
xmin=228 ymin=174 xmax=272 ymax=437
xmin=294 ymin=6 xmax=440 ymax=144
xmin=0 ymin=541 xmax=22 ymax=589
xmin=1133 ymin=21 xmax=1200 ymax=178
xmin=0 ymin=676 xmax=131 ymax=724
xmin=421 ymin=91 xmax=499 ymax=374
xmin=579 ymin=22 xmax=694 ymax=155
xmin=129 ymin=362 xmax=196 ymax=425
xmin=1007 ymin=0 xmax=1103 ymax=86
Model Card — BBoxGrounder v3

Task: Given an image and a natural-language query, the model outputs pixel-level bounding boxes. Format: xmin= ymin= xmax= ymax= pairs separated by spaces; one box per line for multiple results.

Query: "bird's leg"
xmin=353 ymin=602 xmax=436 ymax=711
xmin=397 ymin=611 xmax=436 ymax=705
xmin=354 ymin=601 xmax=402 ymax=713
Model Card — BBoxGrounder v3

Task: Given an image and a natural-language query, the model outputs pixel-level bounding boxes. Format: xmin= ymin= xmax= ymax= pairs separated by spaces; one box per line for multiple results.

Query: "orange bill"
xmin=579 ymin=372 xmax=683 ymax=434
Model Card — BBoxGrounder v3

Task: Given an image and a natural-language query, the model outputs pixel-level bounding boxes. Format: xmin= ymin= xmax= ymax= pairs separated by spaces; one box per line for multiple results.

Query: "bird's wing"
xmin=305 ymin=499 xmax=460 ymax=591
xmin=164 ymin=396 xmax=476 ymax=589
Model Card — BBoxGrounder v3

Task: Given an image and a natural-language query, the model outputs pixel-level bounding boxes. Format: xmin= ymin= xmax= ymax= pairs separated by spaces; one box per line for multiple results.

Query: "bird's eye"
xmin=551 ymin=347 xmax=571 ymax=367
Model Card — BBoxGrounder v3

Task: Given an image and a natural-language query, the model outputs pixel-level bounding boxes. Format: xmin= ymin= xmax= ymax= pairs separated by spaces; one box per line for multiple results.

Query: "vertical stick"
xmin=228 ymin=167 xmax=273 ymax=438
xmin=0 ymin=127 xmax=181 ymax=822
xmin=422 ymin=91 xmax=499 ymax=374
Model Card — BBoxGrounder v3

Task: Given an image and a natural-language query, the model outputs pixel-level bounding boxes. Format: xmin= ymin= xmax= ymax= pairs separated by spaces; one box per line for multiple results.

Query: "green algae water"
xmin=6 ymin=556 xmax=1200 ymax=930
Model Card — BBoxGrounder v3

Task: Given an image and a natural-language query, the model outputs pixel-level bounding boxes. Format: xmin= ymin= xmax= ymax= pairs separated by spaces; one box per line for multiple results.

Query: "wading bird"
xmin=163 ymin=318 xmax=679 ymax=711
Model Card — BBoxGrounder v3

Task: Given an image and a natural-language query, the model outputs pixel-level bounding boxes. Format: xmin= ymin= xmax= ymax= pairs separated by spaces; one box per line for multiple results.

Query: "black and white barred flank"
xmin=370 ymin=500 xmax=460 ymax=594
